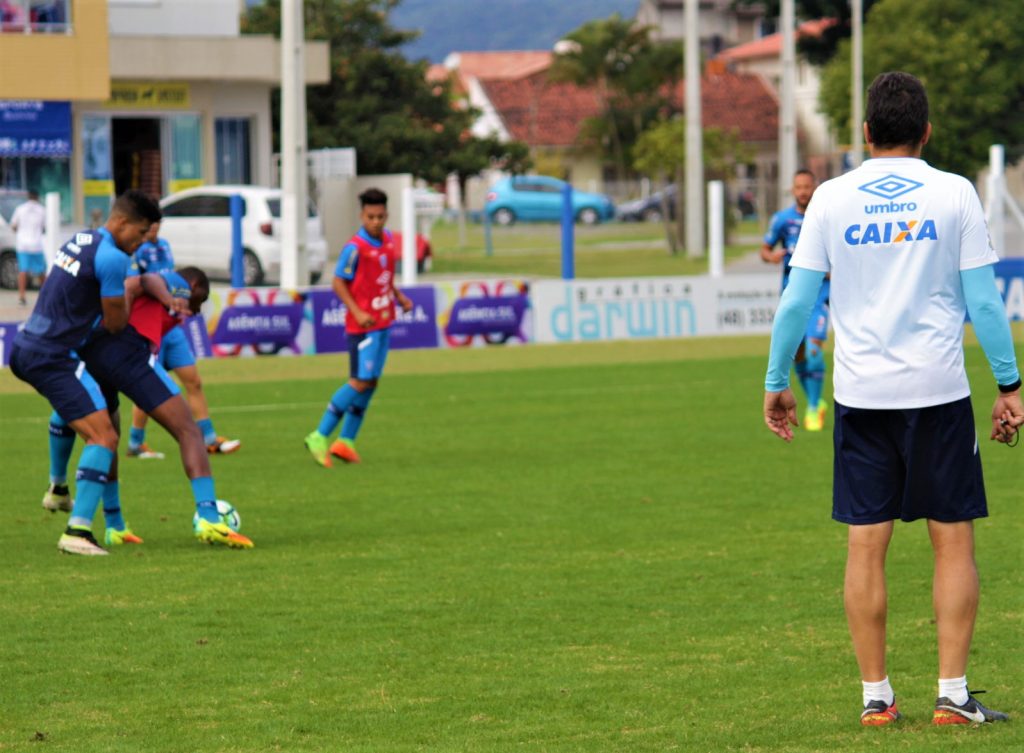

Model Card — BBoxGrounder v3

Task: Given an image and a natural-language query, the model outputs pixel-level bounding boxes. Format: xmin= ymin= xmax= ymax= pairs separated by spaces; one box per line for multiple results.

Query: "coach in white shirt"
xmin=10 ymin=190 xmax=47 ymax=305
xmin=763 ymin=72 xmax=1022 ymax=727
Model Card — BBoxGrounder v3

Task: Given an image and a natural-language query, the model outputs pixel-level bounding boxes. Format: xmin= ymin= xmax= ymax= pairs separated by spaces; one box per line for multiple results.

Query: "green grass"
xmin=0 ymin=338 xmax=1021 ymax=752
xmin=424 ymin=220 xmax=761 ymax=278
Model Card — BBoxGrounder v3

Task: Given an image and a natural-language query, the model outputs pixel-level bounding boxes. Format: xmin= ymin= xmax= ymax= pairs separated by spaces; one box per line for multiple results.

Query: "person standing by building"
xmin=763 ymin=71 xmax=1022 ymax=726
xmin=304 ymin=188 xmax=412 ymax=468
xmin=10 ymin=189 xmax=47 ymax=306
xmin=761 ymin=170 xmax=830 ymax=431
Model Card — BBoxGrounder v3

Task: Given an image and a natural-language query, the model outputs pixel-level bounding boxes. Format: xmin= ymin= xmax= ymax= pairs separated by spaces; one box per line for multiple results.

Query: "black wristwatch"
xmin=998 ymin=378 xmax=1022 ymax=394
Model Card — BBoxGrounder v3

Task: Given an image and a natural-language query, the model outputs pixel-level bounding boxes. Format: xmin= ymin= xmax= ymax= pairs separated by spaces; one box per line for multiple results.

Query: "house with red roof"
xmin=717 ymin=19 xmax=837 ymax=159
xmin=436 ymin=49 xmax=782 ymax=208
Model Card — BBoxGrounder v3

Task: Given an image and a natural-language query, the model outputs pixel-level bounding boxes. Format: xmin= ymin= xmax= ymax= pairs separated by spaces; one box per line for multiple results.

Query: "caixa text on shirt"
xmin=844 ymin=219 xmax=937 ymax=246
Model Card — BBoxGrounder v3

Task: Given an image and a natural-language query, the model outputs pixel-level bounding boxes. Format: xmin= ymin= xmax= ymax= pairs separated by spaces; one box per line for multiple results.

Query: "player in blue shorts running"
xmin=9 ymin=190 xmax=159 ymax=555
xmin=123 ymin=221 xmax=241 ymax=459
xmin=762 ymin=170 xmax=830 ymax=430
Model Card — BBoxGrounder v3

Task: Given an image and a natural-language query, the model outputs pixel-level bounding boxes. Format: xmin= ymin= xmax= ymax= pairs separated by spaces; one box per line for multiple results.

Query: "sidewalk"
xmin=0 ymin=288 xmax=34 ymax=322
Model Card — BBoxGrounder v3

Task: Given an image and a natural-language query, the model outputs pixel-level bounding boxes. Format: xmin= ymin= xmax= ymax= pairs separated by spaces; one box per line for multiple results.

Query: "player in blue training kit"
xmin=761 ymin=169 xmax=830 ymax=430
xmin=122 ymin=221 xmax=240 ymax=459
xmin=9 ymin=190 xmax=160 ymax=555
xmin=43 ymin=265 xmax=254 ymax=550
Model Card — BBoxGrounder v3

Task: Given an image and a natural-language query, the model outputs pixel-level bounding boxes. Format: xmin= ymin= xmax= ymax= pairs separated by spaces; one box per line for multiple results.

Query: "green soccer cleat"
xmin=304 ymin=431 xmax=332 ymax=468
xmin=194 ymin=518 xmax=254 ymax=549
xmin=105 ymin=526 xmax=144 ymax=546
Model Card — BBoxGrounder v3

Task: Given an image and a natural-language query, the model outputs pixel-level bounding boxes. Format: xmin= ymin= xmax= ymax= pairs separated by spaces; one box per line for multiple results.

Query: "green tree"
xmin=243 ymin=0 xmax=469 ymax=183
xmin=549 ymin=14 xmax=682 ymax=182
xmin=818 ymin=0 xmax=1024 ymax=176
xmin=633 ymin=117 xmax=752 ymax=253
xmin=735 ymin=1 xmax=881 ymax=65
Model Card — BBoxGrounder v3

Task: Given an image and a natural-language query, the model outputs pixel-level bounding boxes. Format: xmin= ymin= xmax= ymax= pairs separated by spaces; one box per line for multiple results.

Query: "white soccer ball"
xmin=193 ymin=499 xmax=241 ymax=533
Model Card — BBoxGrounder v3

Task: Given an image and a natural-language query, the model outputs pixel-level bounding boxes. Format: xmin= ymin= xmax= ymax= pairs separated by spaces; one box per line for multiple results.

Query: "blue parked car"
xmin=485 ymin=175 xmax=615 ymax=226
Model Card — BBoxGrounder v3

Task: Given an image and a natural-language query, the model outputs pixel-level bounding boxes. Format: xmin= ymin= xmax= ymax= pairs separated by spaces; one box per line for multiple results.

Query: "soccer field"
xmin=0 ymin=337 xmax=1020 ymax=752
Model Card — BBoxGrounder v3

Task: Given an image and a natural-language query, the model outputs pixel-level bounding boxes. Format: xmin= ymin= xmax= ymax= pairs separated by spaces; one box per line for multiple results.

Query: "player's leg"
xmin=173 ymin=360 xmax=240 ymax=455
xmin=82 ymin=330 xmax=252 ymax=548
xmin=9 ymin=346 xmax=116 ymax=555
xmin=16 ymin=252 xmax=30 ymax=304
xmin=43 ymin=410 xmax=76 ymax=512
xmin=832 ymin=404 xmax=902 ymax=724
xmin=331 ymin=330 xmax=390 ymax=463
xmin=126 ymin=404 xmax=164 ymax=459
xmin=305 ymin=332 xmax=365 ymax=466
xmin=100 ymin=404 xmax=143 ymax=545
xmin=901 ymin=398 xmax=1006 ymax=724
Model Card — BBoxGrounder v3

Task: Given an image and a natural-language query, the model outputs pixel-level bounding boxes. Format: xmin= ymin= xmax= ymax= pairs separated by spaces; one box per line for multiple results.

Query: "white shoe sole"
xmin=58 ymin=534 xmax=108 ymax=556
xmin=42 ymin=495 xmax=72 ymax=512
xmin=210 ymin=439 xmax=241 ymax=454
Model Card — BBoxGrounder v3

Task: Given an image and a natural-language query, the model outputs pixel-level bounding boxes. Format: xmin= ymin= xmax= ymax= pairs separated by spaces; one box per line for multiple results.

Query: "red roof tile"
xmin=674 ymin=72 xmax=778 ymax=143
xmin=480 ymin=71 xmax=603 ymax=147
xmin=448 ymin=51 xmax=554 ymax=81
xmin=718 ymin=18 xmax=836 ymax=61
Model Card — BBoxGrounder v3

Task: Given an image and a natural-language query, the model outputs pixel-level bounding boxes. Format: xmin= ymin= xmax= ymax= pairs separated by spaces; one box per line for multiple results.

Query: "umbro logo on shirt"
xmin=858 ymin=174 xmax=924 ymax=200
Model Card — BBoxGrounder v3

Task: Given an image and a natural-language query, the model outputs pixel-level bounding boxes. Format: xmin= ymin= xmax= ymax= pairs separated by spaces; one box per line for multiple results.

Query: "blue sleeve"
xmin=961 ymin=265 xmax=1020 ymax=386
xmin=334 ymin=243 xmax=359 ymax=280
xmin=765 ymin=267 xmax=826 ymax=391
xmin=161 ymin=239 xmax=175 ymax=268
xmin=161 ymin=270 xmax=192 ymax=300
xmin=763 ymin=213 xmax=783 ymax=247
xmin=95 ymin=243 xmax=129 ymax=297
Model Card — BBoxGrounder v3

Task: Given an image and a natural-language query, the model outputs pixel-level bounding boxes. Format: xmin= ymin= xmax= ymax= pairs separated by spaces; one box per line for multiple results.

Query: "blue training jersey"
xmin=131 ymin=238 xmax=175 ymax=275
xmin=15 ymin=228 xmax=130 ymax=355
xmin=763 ymin=205 xmax=805 ymax=290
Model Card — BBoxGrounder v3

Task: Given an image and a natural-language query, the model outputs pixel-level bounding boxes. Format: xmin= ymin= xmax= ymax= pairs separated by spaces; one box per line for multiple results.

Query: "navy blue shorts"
xmin=833 ymin=397 xmax=987 ymax=524
xmin=81 ymin=327 xmax=180 ymax=414
xmin=9 ymin=344 xmax=113 ymax=422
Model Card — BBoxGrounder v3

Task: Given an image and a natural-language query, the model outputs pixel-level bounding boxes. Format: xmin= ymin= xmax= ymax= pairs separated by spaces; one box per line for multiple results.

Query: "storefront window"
xmin=169 ymin=114 xmax=202 ymax=194
xmin=82 ymin=115 xmax=113 ymax=226
xmin=215 ymin=117 xmax=252 ymax=185
xmin=0 ymin=1 xmax=71 ymax=34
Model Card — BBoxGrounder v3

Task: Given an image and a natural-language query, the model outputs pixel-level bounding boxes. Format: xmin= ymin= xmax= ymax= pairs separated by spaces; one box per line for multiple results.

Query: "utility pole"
xmin=778 ymin=0 xmax=797 ymax=207
xmin=684 ymin=0 xmax=704 ymax=258
xmin=280 ymin=0 xmax=309 ymax=288
xmin=850 ymin=0 xmax=864 ymax=168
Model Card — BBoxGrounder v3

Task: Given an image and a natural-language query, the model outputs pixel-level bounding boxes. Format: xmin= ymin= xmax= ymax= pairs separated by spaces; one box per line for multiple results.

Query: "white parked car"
xmin=158 ymin=185 xmax=327 ymax=286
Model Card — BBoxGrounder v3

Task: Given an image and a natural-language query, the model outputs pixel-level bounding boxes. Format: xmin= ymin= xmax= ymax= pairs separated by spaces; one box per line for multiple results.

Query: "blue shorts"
xmin=832 ymin=397 xmax=987 ymax=524
xmin=81 ymin=327 xmax=180 ymax=414
xmin=348 ymin=328 xmax=391 ymax=381
xmin=159 ymin=325 xmax=196 ymax=371
xmin=17 ymin=251 xmax=46 ymax=275
xmin=8 ymin=344 xmax=110 ymax=422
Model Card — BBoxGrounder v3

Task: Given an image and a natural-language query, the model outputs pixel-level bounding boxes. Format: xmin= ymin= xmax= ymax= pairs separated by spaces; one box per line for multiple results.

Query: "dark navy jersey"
xmin=14 ymin=228 xmax=130 ymax=355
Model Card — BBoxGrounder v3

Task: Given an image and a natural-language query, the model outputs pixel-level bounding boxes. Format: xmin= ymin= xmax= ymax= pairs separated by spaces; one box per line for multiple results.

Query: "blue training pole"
xmin=560 ymin=183 xmax=575 ymax=280
xmin=230 ymin=193 xmax=244 ymax=287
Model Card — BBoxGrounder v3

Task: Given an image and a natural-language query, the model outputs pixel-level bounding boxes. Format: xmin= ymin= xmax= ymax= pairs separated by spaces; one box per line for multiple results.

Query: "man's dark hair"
xmin=111 ymin=190 xmax=162 ymax=224
xmin=359 ymin=188 xmax=388 ymax=208
xmin=795 ymin=168 xmax=816 ymax=181
xmin=178 ymin=266 xmax=209 ymax=293
xmin=865 ymin=71 xmax=929 ymax=149
xmin=27 ymin=190 xmax=39 ymax=200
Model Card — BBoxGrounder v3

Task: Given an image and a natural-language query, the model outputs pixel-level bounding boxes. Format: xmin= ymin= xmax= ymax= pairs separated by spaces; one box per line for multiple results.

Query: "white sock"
xmin=862 ymin=677 xmax=895 ymax=707
xmin=938 ymin=676 xmax=969 ymax=705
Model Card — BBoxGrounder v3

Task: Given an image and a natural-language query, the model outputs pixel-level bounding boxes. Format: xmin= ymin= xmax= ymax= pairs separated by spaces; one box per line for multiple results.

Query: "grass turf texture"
xmin=0 ymin=337 xmax=1020 ymax=752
